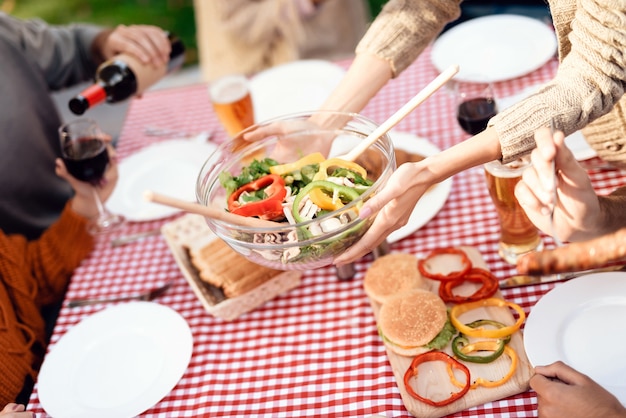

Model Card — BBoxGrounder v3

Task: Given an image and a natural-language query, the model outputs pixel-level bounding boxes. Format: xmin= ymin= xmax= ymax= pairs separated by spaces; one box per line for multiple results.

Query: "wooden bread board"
xmin=368 ymin=246 xmax=532 ymax=417
xmin=162 ymin=214 xmax=302 ymax=321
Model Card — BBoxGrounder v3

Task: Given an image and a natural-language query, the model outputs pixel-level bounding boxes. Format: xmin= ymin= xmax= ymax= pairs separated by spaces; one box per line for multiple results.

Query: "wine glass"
xmin=454 ymin=81 xmax=498 ymax=135
xmin=58 ymin=118 xmax=124 ymax=234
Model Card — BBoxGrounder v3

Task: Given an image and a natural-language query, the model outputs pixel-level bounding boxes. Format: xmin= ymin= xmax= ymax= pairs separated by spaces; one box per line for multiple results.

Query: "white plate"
xmin=386 ymin=131 xmax=452 ymax=243
xmin=524 ymin=272 xmax=626 ymax=405
xmin=431 ymin=14 xmax=557 ymax=83
xmin=107 ymin=139 xmax=217 ymax=221
xmin=497 ymin=86 xmax=597 ymax=160
xmin=38 ymin=302 xmax=193 ymax=418
xmin=249 ymin=59 xmax=346 ymax=123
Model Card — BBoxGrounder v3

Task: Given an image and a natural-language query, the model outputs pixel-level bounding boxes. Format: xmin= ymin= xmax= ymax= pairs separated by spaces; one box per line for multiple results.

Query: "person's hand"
xmin=531 ymin=361 xmax=626 ymax=418
xmin=0 ymin=403 xmax=32 ymax=417
xmin=56 ymin=138 xmax=119 ymax=220
xmin=333 ymin=160 xmax=432 ymax=264
xmin=242 ymin=117 xmax=336 ymax=162
xmin=95 ymin=24 xmax=171 ymax=67
xmin=514 ymin=127 xmax=601 ymax=242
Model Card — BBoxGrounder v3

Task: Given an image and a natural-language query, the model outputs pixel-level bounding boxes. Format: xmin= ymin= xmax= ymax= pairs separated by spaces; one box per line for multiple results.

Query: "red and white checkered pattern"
xmin=28 ymin=48 xmax=625 ymax=417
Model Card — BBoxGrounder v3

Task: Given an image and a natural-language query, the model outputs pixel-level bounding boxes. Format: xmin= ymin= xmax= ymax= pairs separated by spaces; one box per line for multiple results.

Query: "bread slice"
xmin=363 ymin=253 xmax=426 ymax=304
xmin=377 ymin=288 xmax=448 ymax=357
xmin=189 ymin=238 xmax=280 ymax=298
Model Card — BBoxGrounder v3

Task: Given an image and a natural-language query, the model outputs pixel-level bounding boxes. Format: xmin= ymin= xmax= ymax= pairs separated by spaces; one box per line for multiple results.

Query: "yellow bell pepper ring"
xmin=448 ymin=343 xmax=518 ymax=389
xmin=449 ymin=298 xmax=526 ymax=339
xmin=312 ymin=157 xmax=368 ymax=181
xmin=309 ymin=158 xmax=369 ymax=209
xmin=269 ymin=152 xmax=325 ymax=176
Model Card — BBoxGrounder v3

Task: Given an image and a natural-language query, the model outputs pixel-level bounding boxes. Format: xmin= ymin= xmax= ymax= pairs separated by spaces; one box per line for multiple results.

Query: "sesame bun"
xmin=377 ymin=288 xmax=448 ymax=357
xmin=363 ymin=253 xmax=425 ymax=304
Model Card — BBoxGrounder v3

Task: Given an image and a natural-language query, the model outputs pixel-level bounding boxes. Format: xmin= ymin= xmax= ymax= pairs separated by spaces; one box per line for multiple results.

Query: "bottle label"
xmin=82 ymin=83 xmax=107 ymax=106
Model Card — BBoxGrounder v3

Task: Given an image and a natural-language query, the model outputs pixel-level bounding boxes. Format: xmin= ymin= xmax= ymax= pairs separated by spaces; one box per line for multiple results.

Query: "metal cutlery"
xmin=143 ymin=125 xmax=213 ymax=142
xmin=67 ymin=280 xmax=174 ymax=308
xmin=110 ymin=229 xmax=161 ymax=248
xmin=499 ymin=264 xmax=626 ymax=289
xmin=549 ymin=119 xmax=563 ymax=248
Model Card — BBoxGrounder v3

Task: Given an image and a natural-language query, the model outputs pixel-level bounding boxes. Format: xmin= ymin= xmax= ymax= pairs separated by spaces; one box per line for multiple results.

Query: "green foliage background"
xmin=7 ymin=0 xmax=389 ymax=67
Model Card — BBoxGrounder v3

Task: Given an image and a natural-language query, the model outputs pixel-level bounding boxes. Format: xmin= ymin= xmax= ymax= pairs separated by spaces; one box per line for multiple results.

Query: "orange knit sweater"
xmin=0 ymin=202 xmax=93 ymax=405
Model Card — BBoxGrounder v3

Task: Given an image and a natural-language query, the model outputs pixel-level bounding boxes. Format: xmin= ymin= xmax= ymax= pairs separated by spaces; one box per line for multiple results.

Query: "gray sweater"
xmin=0 ymin=13 xmax=100 ymax=238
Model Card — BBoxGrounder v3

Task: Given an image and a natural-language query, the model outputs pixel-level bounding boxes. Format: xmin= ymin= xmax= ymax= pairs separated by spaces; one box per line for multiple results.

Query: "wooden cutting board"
xmin=368 ymin=246 xmax=533 ymax=418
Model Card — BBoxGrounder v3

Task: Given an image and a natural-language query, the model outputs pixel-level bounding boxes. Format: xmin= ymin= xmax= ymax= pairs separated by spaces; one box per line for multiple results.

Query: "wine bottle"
xmin=69 ymin=32 xmax=185 ymax=115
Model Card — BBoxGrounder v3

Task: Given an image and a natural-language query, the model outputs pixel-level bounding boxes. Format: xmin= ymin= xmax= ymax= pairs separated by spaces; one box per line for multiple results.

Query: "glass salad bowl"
xmin=196 ymin=111 xmax=396 ymax=271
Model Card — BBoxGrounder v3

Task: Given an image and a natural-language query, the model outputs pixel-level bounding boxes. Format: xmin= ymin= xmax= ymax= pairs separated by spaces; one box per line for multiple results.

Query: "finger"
xmin=531 ymin=128 xmax=556 ymax=191
xmin=111 ymin=25 xmax=169 ymax=65
xmin=553 ymin=131 xmax=588 ymax=185
xmin=535 ymin=361 xmax=586 ymax=385
xmin=1 ymin=403 xmax=25 ymax=413
xmin=128 ymin=25 xmax=171 ymax=64
xmin=520 ymin=162 xmax=552 ymax=209
xmin=243 ymin=122 xmax=290 ymax=142
xmin=55 ymin=158 xmax=68 ymax=178
xmin=515 ymin=178 xmax=549 ymax=216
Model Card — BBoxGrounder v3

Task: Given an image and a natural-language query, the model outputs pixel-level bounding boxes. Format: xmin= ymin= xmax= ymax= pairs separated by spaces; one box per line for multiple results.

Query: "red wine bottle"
xmin=69 ymin=32 xmax=185 ymax=115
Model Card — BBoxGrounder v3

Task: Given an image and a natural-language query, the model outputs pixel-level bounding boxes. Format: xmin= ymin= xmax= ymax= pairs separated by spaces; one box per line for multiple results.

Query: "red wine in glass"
xmin=58 ymin=118 xmax=124 ymax=234
xmin=62 ymin=137 xmax=109 ymax=184
xmin=457 ymin=97 xmax=498 ymax=135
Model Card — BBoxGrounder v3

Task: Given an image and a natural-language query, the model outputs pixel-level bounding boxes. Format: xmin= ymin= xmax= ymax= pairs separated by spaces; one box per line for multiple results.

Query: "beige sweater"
xmin=193 ymin=0 xmax=369 ymax=82
xmin=356 ymin=0 xmax=626 ymax=165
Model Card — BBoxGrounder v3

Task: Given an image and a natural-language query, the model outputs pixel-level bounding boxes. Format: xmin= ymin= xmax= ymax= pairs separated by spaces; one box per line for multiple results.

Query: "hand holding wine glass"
xmin=58 ymin=118 xmax=124 ymax=234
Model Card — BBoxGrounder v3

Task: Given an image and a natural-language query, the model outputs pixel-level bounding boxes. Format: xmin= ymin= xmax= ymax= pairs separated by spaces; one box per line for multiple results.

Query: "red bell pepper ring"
xmin=418 ymin=247 xmax=472 ymax=281
xmin=227 ymin=174 xmax=287 ymax=220
xmin=404 ymin=351 xmax=471 ymax=407
xmin=439 ymin=267 xmax=499 ymax=304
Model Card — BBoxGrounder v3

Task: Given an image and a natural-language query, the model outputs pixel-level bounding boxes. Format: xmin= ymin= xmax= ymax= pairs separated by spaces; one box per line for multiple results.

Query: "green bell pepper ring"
xmin=451 ymin=319 xmax=511 ymax=364
xmin=291 ymin=180 xmax=360 ymax=224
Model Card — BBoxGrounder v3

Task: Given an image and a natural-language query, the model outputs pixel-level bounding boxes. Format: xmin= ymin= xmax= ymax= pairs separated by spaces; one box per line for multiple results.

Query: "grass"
xmin=7 ymin=0 xmax=389 ymax=67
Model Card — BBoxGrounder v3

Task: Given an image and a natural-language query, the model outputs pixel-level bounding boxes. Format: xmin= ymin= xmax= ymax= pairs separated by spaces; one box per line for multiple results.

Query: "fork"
xmin=549 ymin=119 xmax=563 ymax=248
xmin=143 ymin=125 xmax=212 ymax=142
xmin=67 ymin=280 xmax=174 ymax=308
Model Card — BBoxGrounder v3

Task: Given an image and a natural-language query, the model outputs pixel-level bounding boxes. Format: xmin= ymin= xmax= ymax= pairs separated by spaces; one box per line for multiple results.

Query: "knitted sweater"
xmin=356 ymin=0 xmax=626 ymax=165
xmin=193 ymin=0 xmax=369 ymax=82
xmin=0 ymin=203 xmax=93 ymax=405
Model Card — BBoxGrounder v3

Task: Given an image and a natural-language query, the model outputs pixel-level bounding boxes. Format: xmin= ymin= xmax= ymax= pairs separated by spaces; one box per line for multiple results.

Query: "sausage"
xmin=516 ymin=227 xmax=626 ymax=275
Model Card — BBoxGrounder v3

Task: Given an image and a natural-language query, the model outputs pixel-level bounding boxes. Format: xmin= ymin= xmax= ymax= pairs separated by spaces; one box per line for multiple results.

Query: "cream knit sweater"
xmin=193 ymin=0 xmax=369 ymax=82
xmin=356 ymin=0 xmax=626 ymax=165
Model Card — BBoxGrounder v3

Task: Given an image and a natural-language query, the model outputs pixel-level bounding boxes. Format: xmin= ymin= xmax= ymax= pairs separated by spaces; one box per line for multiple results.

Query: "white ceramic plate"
xmin=431 ymin=14 xmax=557 ymax=83
xmin=524 ymin=272 xmax=626 ymax=405
xmin=107 ymin=139 xmax=217 ymax=221
xmin=386 ymin=131 xmax=452 ymax=243
xmin=249 ymin=59 xmax=346 ymax=123
xmin=497 ymin=86 xmax=597 ymax=160
xmin=38 ymin=302 xmax=193 ymax=418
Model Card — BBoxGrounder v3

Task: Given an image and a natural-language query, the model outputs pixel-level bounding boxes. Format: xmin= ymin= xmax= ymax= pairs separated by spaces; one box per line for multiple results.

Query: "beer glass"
xmin=484 ymin=157 xmax=543 ymax=264
xmin=209 ymin=74 xmax=255 ymax=137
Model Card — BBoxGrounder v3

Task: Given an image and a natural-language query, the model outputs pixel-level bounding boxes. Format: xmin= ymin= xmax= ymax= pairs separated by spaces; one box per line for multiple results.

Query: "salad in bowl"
xmin=196 ymin=111 xmax=396 ymax=271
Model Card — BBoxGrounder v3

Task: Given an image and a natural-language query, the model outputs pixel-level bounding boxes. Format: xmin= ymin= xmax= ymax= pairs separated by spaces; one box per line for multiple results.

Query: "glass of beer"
xmin=209 ymin=74 xmax=255 ymax=137
xmin=484 ymin=157 xmax=543 ymax=264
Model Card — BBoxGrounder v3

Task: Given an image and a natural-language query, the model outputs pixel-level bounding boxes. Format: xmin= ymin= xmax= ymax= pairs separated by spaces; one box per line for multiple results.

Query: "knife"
xmin=499 ymin=264 xmax=626 ymax=289
xmin=110 ymin=228 xmax=161 ymax=248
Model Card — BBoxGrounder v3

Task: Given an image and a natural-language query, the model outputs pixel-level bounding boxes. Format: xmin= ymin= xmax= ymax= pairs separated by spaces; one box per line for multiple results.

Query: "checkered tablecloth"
xmin=29 ymin=48 xmax=625 ymax=417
